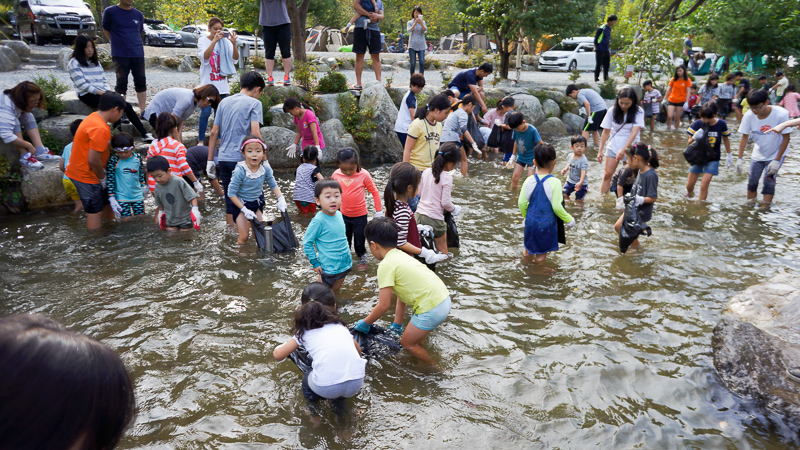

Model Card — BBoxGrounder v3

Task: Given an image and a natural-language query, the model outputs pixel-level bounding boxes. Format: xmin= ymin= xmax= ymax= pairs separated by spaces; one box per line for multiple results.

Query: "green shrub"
xmin=38 ymin=129 xmax=64 ymax=154
xmin=0 ymin=155 xmax=24 ymax=212
xmin=251 ymin=54 xmax=266 ymax=70
xmin=317 ymin=71 xmax=348 ymax=93
xmin=441 ymin=71 xmax=453 ymax=91
xmin=569 ymin=69 xmax=581 ymax=82
xmin=454 ymin=58 xmax=471 ymax=69
xmin=294 ymin=61 xmax=318 ymax=91
xmin=31 ymin=75 xmax=68 ymax=116
xmin=97 ymin=51 xmax=114 ymax=70
xmin=599 ymin=78 xmax=618 ymax=99
xmin=337 ymin=93 xmax=374 ymax=143
xmin=229 ymin=80 xmax=241 ymax=95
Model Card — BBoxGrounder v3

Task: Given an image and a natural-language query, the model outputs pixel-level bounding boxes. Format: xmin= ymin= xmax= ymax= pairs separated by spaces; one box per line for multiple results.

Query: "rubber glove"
xmin=766 ymin=160 xmax=781 ymax=176
xmin=565 ymin=219 xmax=576 ymax=230
xmin=587 ymin=115 xmax=594 ymax=125
xmin=191 ymin=206 xmax=201 ymax=230
xmin=451 ymin=205 xmax=462 ymax=216
xmin=494 ymin=119 xmax=501 ymax=127
xmin=471 ymin=141 xmax=482 ymax=156
xmin=141 ymin=185 xmax=149 ymax=198
xmin=387 ymin=322 xmax=403 ymax=338
xmin=692 ymin=128 xmax=704 ymax=140
xmin=156 ymin=210 xmax=166 ymax=230
xmin=374 ymin=210 xmax=384 ymax=218
xmin=285 ymin=143 xmax=298 ymax=158
xmin=420 ymin=247 xmax=449 ymax=264
xmin=726 ymin=153 xmax=733 ymax=169
xmin=240 ymin=206 xmax=256 ymax=220
xmin=276 ymin=195 xmax=287 ymax=212
xmin=505 ymin=154 xmax=517 ymax=168
xmin=99 ymin=177 xmax=107 ymax=190
xmin=736 ymin=157 xmax=743 ymax=175
xmin=206 ymin=161 xmax=217 ymax=179
xmin=634 ymin=195 xmax=645 ymax=207
xmin=353 ymin=319 xmax=370 ymax=334
xmin=108 ymin=197 xmax=122 ymax=219
xmin=193 ymin=180 xmax=204 ymax=193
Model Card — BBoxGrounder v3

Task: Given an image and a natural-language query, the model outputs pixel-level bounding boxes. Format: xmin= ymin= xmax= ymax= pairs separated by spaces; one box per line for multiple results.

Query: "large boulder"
xmin=268 ymin=104 xmax=295 ymax=131
xmin=388 ymin=86 xmax=406 ymax=108
xmin=57 ymin=91 xmax=95 ymax=116
xmin=712 ymin=273 xmax=800 ymax=435
xmin=561 ymin=112 xmax=586 ymax=134
xmin=21 ymin=160 xmax=71 ymax=208
xmin=537 ymin=117 xmax=567 ymax=136
xmin=542 ymin=99 xmax=560 ymax=118
xmin=263 ymin=84 xmax=308 ymax=99
xmin=0 ymin=46 xmax=21 ymax=72
xmin=177 ymin=55 xmax=194 ymax=72
xmin=260 ymin=126 xmax=297 ymax=169
xmin=58 ymin=47 xmax=72 ymax=71
xmin=315 ymin=93 xmax=347 ymax=122
xmin=513 ymin=94 xmax=546 ymax=126
xmin=2 ymin=40 xmax=31 ymax=60
xmin=39 ymin=114 xmax=87 ymax=144
xmin=358 ymin=81 xmax=402 ymax=163
xmin=320 ymin=119 xmax=357 ymax=165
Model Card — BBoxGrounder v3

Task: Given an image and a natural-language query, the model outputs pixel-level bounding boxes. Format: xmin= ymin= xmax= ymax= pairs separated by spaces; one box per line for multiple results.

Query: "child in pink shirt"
xmin=283 ymin=97 xmax=325 ymax=158
xmin=779 ymin=85 xmax=800 ymax=118
xmin=331 ymin=147 xmax=382 ymax=266
xmin=415 ymin=142 xmax=462 ymax=254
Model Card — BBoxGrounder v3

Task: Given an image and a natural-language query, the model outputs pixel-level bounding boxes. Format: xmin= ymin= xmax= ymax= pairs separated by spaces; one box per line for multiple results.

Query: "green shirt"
xmin=518 ymin=175 xmax=573 ymax=223
xmin=154 ymin=175 xmax=198 ymax=227
xmin=377 ymin=248 xmax=449 ymax=314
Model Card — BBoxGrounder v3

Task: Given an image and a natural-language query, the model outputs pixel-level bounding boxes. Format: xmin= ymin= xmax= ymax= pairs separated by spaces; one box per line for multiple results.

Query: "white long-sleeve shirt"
xmin=68 ymin=58 xmax=111 ymax=96
xmin=0 ymin=93 xmax=36 ymax=144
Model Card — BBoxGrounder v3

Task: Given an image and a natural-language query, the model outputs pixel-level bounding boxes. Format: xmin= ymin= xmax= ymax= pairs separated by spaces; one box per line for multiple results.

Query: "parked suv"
xmin=538 ymin=37 xmax=595 ymax=72
xmin=12 ymin=0 xmax=97 ymax=46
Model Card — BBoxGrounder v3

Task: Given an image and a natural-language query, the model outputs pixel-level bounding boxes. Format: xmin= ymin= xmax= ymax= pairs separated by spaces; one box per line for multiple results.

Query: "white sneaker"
xmin=35 ymin=149 xmax=61 ymax=160
xmin=20 ymin=153 xmax=44 ymax=170
xmin=143 ymin=133 xmax=155 ymax=143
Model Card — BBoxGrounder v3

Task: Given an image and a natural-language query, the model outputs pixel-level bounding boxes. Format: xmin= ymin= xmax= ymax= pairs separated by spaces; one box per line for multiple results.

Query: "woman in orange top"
xmin=665 ymin=65 xmax=692 ymax=131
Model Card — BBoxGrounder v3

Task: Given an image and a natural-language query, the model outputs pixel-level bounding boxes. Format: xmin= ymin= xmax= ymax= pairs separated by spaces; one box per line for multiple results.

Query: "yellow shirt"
xmin=407 ymin=118 xmax=443 ymax=172
xmin=377 ymin=248 xmax=449 ymax=314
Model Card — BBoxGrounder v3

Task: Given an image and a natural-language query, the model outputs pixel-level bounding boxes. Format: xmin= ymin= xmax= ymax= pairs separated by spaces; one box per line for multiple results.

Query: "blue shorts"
xmin=689 ymin=159 xmax=720 ymax=175
xmin=410 ymin=296 xmax=451 ymax=331
xmin=563 ymin=181 xmax=588 ymax=199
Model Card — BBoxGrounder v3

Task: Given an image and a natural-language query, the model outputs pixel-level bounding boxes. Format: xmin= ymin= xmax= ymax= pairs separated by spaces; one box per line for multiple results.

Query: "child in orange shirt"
xmin=331 ymin=147 xmax=383 ymax=268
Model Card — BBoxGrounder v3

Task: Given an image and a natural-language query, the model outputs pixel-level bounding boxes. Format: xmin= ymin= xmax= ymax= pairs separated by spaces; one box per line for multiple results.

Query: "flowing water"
xmin=1 ymin=129 xmax=799 ymax=449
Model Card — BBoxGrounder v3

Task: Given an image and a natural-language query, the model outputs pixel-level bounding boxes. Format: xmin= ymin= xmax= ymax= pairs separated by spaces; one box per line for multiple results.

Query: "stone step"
xmin=29 ymin=53 xmax=59 ymax=62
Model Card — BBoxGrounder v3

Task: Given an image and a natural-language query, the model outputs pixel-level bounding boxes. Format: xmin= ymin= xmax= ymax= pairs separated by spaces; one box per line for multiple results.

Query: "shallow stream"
xmin=1 ymin=130 xmax=798 ymax=448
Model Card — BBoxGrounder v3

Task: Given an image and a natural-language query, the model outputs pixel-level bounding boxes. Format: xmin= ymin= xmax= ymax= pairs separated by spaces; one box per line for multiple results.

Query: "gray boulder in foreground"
xmin=0 ymin=46 xmax=21 ymax=72
xmin=260 ymin=126 xmax=297 ymax=169
xmin=712 ymin=273 xmax=800 ymax=438
xmin=537 ymin=117 xmax=566 ymax=136
xmin=320 ymin=119 xmax=356 ymax=165
xmin=561 ymin=113 xmax=586 ymax=134
xmin=513 ymin=94 xmax=545 ymax=126
xmin=21 ymin=160 xmax=70 ymax=208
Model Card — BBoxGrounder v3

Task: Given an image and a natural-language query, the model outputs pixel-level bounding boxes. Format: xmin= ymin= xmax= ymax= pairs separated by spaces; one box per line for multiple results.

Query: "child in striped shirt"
xmin=293 ymin=146 xmax=323 ymax=214
xmin=146 ymin=112 xmax=201 ymax=194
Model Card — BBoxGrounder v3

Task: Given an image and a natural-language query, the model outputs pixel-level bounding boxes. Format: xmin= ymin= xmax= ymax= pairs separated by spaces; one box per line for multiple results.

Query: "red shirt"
xmin=146 ymin=136 xmax=191 ymax=191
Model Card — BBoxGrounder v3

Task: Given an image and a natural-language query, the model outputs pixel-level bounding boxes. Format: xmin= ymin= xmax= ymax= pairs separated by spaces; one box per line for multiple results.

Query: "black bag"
xmin=250 ymin=218 xmax=268 ymax=250
xmin=445 ymin=210 xmax=459 ymax=248
xmin=462 ymin=112 xmax=485 ymax=150
xmin=619 ymin=194 xmax=652 ymax=253
xmin=266 ymin=210 xmax=300 ymax=253
xmin=487 ymin=124 xmax=501 ymax=148
xmin=683 ymin=125 xmax=711 ymax=166
xmin=418 ymin=224 xmax=438 ymax=271
xmin=287 ymin=324 xmax=402 ymax=373
xmin=656 ymin=102 xmax=668 ymax=123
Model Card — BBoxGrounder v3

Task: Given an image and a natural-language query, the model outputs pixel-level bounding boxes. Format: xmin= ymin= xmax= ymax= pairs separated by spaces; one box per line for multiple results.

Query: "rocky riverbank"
xmin=712 ymin=273 xmax=800 ymax=440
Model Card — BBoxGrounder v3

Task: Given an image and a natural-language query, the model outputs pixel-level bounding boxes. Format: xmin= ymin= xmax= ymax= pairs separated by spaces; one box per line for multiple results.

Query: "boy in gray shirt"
xmin=561 ymin=135 xmax=589 ymax=200
xmin=439 ymin=95 xmax=481 ymax=176
xmin=147 ymin=156 xmax=200 ymax=230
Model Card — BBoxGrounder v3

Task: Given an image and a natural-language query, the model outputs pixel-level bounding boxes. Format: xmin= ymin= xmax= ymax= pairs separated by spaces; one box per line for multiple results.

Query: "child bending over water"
xmin=614 ymin=144 xmax=659 ymax=250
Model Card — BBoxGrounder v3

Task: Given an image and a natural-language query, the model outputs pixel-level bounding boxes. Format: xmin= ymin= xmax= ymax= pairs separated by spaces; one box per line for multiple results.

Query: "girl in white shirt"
xmin=598 ymin=87 xmax=645 ymax=194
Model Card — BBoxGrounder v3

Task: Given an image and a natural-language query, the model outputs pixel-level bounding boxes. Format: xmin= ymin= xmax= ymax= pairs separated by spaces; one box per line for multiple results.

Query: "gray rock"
xmin=21 ymin=160 xmax=70 ymax=208
xmin=322 ymin=57 xmax=337 ymax=68
xmin=39 ymin=114 xmax=87 ymax=144
xmin=338 ymin=58 xmax=354 ymax=70
xmin=712 ymin=273 xmax=800 ymax=436
xmin=0 ymin=46 xmax=21 ymax=72
xmin=540 ymin=90 xmax=566 ymax=104
xmin=268 ymin=104 xmax=295 ymax=131
xmin=358 ymin=81 xmax=402 ymax=163
xmin=542 ymin=99 xmax=560 ymax=118
xmin=394 ymin=60 xmax=410 ymax=70
xmin=2 ymin=40 xmax=31 ymax=59
xmin=263 ymin=84 xmax=308 ymax=99
xmin=260 ymin=126 xmax=298 ymax=169
xmin=388 ymin=86 xmax=406 ymax=108
xmin=561 ymin=113 xmax=586 ymax=134
xmin=537 ymin=117 xmax=567 ymax=136
xmin=57 ymin=91 xmax=95 ymax=116
xmin=58 ymin=47 xmax=72 ymax=71
xmin=320 ymin=119 xmax=356 ymax=165
xmin=619 ymin=84 xmax=643 ymax=102
xmin=316 ymin=92 xmax=352 ymax=122
xmin=182 ymin=130 xmax=199 ymax=148
xmin=513 ymin=94 xmax=546 ymax=126
xmin=177 ymin=55 xmax=194 ymax=72
xmin=0 ymin=141 xmax=18 ymax=162
xmin=32 ymin=108 xmax=47 ymax=122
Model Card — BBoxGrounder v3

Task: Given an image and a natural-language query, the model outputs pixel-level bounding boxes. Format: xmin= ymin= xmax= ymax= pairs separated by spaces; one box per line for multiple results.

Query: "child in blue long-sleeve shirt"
xmin=303 ymin=179 xmax=353 ymax=292
xmin=227 ymin=135 xmax=287 ymax=244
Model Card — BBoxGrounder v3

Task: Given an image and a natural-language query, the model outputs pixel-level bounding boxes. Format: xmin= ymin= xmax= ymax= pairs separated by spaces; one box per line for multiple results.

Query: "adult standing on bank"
xmin=683 ymin=34 xmax=694 ymax=68
xmin=197 ymin=17 xmax=238 ymax=144
xmin=593 ymin=15 xmax=616 ymax=83
xmin=260 ymin=0 xmax=292 ymax=86
xmin=352 ymin=0 xmax=384 ymax=89
xmin=407 ymin=6 xmax=427 ymax=76
xmin=102 ymin=0 xmax=147 ymax=117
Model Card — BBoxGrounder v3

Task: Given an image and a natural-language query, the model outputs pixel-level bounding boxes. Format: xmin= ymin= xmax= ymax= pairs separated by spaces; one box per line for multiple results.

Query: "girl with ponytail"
xmin=415 ymin=142 xmax=462 ymax=254
xmin=403 ymin=93 xmax=452 ymax=172
xmin=284 ymin=97 xmax=325 ymax=158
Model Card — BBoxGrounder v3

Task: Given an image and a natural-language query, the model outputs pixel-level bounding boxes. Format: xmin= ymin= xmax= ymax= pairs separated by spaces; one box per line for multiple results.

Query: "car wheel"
xmin=540 ymin=69 xmax=549 ymax=72
xmin=32 ymin=27 xmax=44 ymax=46
xmin=568 ymin=60 xmax=577 ymax=71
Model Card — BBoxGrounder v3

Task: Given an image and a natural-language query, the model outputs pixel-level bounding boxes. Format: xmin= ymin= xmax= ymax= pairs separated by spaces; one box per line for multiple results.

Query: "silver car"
xmin=12 ymin=0 xmax=97 ymax=46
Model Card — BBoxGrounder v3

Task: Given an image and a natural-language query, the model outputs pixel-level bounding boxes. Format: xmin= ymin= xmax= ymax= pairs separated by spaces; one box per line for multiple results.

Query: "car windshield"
xmin=550 ymin=43 xmax=580 ymax=52
xmin=34 ymin=0 xmax=84 ymax=6
xmin=150 ymin=24 xmax=172 ymax=31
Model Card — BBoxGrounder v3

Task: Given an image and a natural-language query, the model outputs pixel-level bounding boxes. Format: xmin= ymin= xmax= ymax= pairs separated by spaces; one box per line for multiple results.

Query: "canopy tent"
xmin=438 ymin=33 xmax=463 ymax=54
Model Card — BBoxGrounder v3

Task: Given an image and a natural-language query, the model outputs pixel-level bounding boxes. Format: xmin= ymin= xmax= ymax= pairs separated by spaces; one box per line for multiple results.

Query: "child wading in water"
xmin=507 ymin=111 xmax=544 ymax=190
xmin=273 ymin=282 xmax=365 ymax=425
xmin=560 ymin=135 xmax=589 ymax=201
xmin=303 ymin=180 xmax=353 ymax=292
xmin=284 ymin=98 xmax=325 ymax=158
xmin=227 ymin=136 xmax=287 ymax=245
xmin=294 ymin=146 xmax=324 ymax=214
xmin=147 ymin=155 xmax=201 ymax=231
xmin=415 ymin=143 xmax=462 ymax=254
xmin=614 ymin=144 xmax=659 ymax=249
xmin=685 ymin=103 xmax=731 ymax=201
xmin=518 ymin=144 xmax=575 ymax=262
xmin=332 ymin=148 xmax=383 ymax=269
xmin=146 ymin=112 xmax=202 ymax=194
xmin=106 ymin=132 xmax=146 ymax=220
xmin=353 ymin=217 xmax=451 ymax=367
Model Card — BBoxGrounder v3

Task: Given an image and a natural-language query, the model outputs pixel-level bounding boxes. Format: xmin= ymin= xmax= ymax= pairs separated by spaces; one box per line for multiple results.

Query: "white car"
xmin=538 ymin=37 xmax=595 ymax=72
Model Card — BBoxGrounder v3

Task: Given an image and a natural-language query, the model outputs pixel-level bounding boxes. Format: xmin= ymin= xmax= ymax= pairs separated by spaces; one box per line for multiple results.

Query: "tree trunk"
xmin=462 ymin=20 xmax=469 ymax=54
xmin=287 ymin=0 xmax=311 ymax=63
